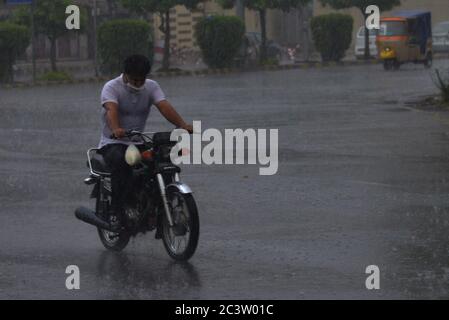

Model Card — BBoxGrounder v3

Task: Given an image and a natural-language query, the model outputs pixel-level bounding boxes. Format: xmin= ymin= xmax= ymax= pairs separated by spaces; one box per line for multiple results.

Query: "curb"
xmin=0 ymin=59 xmax=384 ymax=89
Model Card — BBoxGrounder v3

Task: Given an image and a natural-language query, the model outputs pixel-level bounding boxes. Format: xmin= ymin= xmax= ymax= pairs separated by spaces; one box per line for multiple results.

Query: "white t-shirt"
xmin=99 ymin=74 xmax=166 ymax=148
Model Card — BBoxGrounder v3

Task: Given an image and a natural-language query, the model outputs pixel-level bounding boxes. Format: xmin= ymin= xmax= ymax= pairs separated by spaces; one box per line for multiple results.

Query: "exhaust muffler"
xmin=75 ymin=206 xmax=116 ymax=232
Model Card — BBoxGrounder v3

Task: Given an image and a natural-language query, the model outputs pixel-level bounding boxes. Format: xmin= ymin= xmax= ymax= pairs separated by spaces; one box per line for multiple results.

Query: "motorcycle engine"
xmin=123 ymin=206 xmax=143 ymax=233
xmin=123 ymin=186 xmax=156 ymax=233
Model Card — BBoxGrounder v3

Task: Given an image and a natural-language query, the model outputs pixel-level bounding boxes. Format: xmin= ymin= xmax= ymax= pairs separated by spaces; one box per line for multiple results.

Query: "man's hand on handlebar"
xmin=181 ymin=124 xmax=193 ymax=134
xmin=111 ymin=128 xmax=126 ymax=139
xmin=110 ymin=126 xmax=193 ymax=140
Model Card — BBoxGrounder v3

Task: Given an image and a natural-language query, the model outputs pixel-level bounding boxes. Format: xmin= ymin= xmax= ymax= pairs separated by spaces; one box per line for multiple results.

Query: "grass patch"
xmin=38 ymin=71 xmax=72 ymax=82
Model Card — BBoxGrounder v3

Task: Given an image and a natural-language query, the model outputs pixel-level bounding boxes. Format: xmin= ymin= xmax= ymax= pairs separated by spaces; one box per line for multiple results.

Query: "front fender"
xmin=166 ymin=182 xmax=193 ymax=194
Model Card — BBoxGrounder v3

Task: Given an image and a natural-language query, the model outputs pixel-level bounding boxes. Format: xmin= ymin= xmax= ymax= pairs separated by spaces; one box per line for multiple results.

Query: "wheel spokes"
xmin=165 ymin=193 xmax=191 ymax=255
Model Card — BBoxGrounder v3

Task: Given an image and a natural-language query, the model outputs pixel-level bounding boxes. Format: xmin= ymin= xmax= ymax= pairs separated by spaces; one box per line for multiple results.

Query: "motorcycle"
xmin=75 ymin=130 xmax=199 ymax=261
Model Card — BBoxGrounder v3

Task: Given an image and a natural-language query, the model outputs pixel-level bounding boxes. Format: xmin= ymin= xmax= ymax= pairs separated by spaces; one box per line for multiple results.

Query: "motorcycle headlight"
xmin=125 ymin=144 xmax=142 ymax=166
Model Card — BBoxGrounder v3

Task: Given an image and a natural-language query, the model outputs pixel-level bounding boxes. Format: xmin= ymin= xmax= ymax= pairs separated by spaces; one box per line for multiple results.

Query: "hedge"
xmin=0 ymin=22 xmax=29 ymax=83
xmin=311 ymin=13 xmax=353 ymax=62
xmin=194 ymin=15 xmax=245 ymax=69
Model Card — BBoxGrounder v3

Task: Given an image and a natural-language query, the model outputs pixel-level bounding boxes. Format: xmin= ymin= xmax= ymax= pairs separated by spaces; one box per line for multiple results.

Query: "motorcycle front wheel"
xmin=161 ymin=191 xmax=200 ymax=261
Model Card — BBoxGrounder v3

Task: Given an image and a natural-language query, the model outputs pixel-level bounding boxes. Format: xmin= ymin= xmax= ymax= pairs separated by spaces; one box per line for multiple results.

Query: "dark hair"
xmin=123 ymin=54 xmax=152 ymax=78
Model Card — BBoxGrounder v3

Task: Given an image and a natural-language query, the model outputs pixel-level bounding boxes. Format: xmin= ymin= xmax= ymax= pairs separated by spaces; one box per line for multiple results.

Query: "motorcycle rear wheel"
xmin=161 ymin=191 xmax=199 ymax=261
xmin=97 ymin=215 xmax=130 ymax=252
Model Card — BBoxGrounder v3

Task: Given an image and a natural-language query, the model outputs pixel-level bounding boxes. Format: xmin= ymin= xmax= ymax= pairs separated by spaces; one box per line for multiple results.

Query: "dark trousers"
xmin=99 ymin=144 xmax=133 ymax=216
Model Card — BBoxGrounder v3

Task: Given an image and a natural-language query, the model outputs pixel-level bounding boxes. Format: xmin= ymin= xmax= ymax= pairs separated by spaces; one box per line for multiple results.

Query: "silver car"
xmin=354 ymin=26 xmax=378 ymax=59
xmin=433 ymin=21 xmax=449 ymax=52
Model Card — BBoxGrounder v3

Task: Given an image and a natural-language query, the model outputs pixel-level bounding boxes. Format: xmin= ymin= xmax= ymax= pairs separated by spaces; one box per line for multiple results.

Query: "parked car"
xmin=433 ymin=21 xmax=449 ymax=52
xmin=354 ymin=26 xmax=378 ymax=59
xmin=234 ymin=32 xmax=283 ymax=67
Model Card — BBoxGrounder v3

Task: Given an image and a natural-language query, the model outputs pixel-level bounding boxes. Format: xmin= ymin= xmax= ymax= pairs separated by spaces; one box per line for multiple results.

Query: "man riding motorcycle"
xmin=98 ymin=54 xmax=193 ymax=232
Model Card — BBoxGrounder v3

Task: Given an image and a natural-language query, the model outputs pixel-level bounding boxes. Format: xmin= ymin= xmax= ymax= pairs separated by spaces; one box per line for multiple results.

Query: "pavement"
xmin=1 ymin=60 xmax=449 ymax=299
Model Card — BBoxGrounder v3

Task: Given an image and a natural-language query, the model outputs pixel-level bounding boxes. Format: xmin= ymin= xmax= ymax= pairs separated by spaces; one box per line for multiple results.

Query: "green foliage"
xmin=194 ymin=15 xmax=245 ymax=69
xmin=13 ymin=0 xmax=87 ymax=71
xmin=261 ymin=58 xmax=280 ymax=66
xmin=98 ymin=19 xmax=153 ymax=75
xmin=13 ymin=0 xmax=86 ymax=40
xmin=121 ymin=0 xmax=202 ymax=12
xmin=217 ymin=0 xmax=236 ymax=9
xmin=0 ymin=22 xmax=29 ymax=83
xmin=121 ymin=0 xmax=203 ymax=13
xmin=121 ymin=0 xmax=204 ymax=70
xmin=311 ymin=13 xmax=353 ymax=62
xmin=121 ymin=0 xmax=203 ymax=18
xmin=218 ymin=0 xmax=311 ymax=11
xmin=38 ymin=71 xmax=73 ymax=82
xmin=121 ymin=0 xmax=176 ymax=13
xmin=319 ymin=1 xmax=400 ymax=59
xmin=319 ymin=0 xmax=400 ymax=12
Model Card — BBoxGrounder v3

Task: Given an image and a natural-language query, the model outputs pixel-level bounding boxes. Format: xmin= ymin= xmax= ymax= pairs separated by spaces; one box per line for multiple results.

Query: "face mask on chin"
xmin=126 ymin=82 xmax=144 ymax=93
xmin=123 ymin=74 xmax=145 ymax=93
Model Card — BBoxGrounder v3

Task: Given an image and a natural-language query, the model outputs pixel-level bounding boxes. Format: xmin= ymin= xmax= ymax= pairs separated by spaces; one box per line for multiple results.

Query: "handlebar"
xmin=110 ymin=130 xmax=154 ymax=142
xmin=110 ymin=128 xmax=193 ymax=140
xmin=110 ymin=130 xmax=138 ymax=139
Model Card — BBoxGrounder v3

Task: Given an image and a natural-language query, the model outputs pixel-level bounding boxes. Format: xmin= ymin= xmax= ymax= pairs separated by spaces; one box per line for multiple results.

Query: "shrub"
xmin=195 ymin=15 xmax=245 ymax=69
xmin=261 ymin=58 xmax=279 ymax=67
xmin=38 ymin=71 xmax=72 ymax=82
xmin=0 ymin=22 xmax=29 ymax=83
xmin=98 ymin=19 xmax=153 ymax=75
xmin=311 ymin=13 xmax=353 ymax=62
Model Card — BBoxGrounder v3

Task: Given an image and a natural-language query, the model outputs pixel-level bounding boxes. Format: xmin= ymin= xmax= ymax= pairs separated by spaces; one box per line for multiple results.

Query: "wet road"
xmin=2 ymin=61 xmax=449 ymax=299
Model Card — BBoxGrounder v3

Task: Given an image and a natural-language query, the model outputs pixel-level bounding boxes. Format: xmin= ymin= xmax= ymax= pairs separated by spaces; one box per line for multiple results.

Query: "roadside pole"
xmin=31 ymin=0 xmax=36 ymax=84
xmin=93 ymin=0 xmax=98 ymax=77
xmin=236 ymin=0 xmax=245 ymax=23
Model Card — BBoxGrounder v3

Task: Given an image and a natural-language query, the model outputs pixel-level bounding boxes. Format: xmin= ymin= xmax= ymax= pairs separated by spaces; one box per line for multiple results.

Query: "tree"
xmin=320 ymin=0 xmax=400 ymax=59
xmin=218 ymin=0 xmax=312 ymax=62
xmin=98 ymin=19 xmax=153 ymax=75
xmin=106 ymin=0 xmax=120 ymax=18
xmin=0 ymin=22 xmax=29 ymax=83
xmin=14 ymin=0 xmax=86 ymax=72
xmin=121 ymin=0 xmax=204 ymax=71
xmin=195 ymin=15 xmax=245 ymax=68
xmin=311 ymin=13 xmax=353 ymax=61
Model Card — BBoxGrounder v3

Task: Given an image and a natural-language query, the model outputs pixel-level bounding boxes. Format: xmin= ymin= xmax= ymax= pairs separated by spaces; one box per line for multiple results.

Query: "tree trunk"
xmin=162 ymin=10 xmax=171 ymax=71
xmin=236 ymin=0 xmax=245 ymax=21
xmin=7 ymin=52 xmax=14 ymax=83
xmin=362 ymin=9 xmax=371 ymax=60
xmin=50 ymin=37 xmax=58 ymax=72
xmin=259 ymin=9 xmax=267 ymax=63
xmin=106 ymin=0 xmax=116 ymax=18
xmin=298 ymin=5 xmax=311 ymax=62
